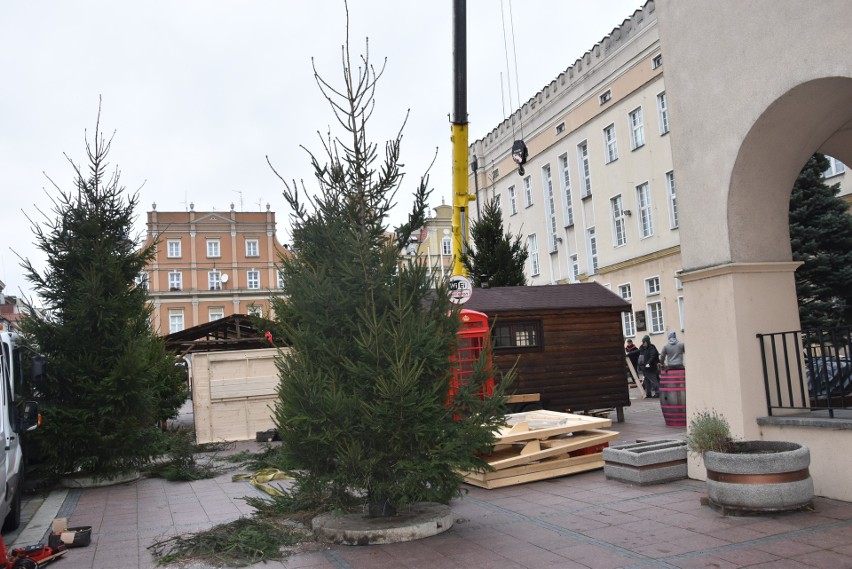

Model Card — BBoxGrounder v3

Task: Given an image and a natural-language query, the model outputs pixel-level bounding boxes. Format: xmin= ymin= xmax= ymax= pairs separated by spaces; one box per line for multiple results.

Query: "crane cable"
xmin=500 ymin=0 xmax=529 ymax=175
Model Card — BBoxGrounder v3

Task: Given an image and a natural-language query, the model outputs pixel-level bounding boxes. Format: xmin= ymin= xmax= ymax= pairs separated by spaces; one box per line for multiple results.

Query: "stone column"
xmin=679 ymin=261 xmax=801 ymax=478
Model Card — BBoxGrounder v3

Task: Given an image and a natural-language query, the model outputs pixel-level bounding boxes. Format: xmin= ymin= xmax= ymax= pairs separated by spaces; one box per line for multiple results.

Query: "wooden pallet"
xmin=462 ymin=453 xmax=605 ymax=489
xmin=462 ymin=410 xmax=618 ymax=489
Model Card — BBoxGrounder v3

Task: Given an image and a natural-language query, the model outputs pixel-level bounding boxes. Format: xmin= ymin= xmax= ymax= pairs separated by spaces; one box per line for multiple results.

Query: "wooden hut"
xmin=463 ymin=283 xmax=632 ymax=421
xmin=164 ymin=314 xmax=285 ymax=443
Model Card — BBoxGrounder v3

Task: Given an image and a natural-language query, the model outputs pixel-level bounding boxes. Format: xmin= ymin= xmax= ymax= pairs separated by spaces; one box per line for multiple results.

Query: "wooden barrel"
xmin=659 ymin=368 xmax=686 ymax=426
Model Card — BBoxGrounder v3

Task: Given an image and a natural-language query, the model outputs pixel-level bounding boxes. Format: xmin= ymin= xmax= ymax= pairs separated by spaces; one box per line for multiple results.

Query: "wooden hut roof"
xmin=163 ymin=313 xmax=275 ymax=356
xmin=462 ymin=283 xmax=631 ymax=313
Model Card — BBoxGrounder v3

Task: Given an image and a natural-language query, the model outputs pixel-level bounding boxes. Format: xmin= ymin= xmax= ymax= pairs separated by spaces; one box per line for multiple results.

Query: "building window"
xmin=248 ymin=304 xmax=264 ymax=317
xmin=824 ymin=156 xmax=846 ymax=177
xmin=599 ymin=90 xmax=612 ymax=105
xmin=528 ymin=234 xmax=540 ymax=276
xmin=523 ymin=175 xmax=533 ymax=207
xmin=604 ymin=124 xmax=618 ymax=163
xmin=208 ymin=271 xmax=222 ymax=290
xmin=491 ymin=168 xmax=500 ymax=180
xmin=622 ymin=311 xmax=636 ymax=338
xmin=636 ymin=182 xmax=654 ymax=238
xmin=652 ymin=54 xmax=663 ymax=69
xmin=135 ymin=272 xmax=148 ymax=291
xmin=569 ymin=255 xmax=580 ymax=282
xmin=247 ymin=270 xmax=260 ymax=290
xmin=657 ymin=91 xmax=669 ymax=135
xmin=493 ymin=320 xmax=542 ymax=350
xmin=586 ymin=227 xmax=598 ymax=274
xmin=666 ymin=170 xmax=678 ymax=229
xmin=246 ymin=239 xmax=259 ymax=257
xmin=618 ymin=283 xmax=632 ymax=300
xmin=167 ymin=239 xmax=181 ymax=258
xmin=555 ymin=122 xmax=565 ymax=134
xmin=558 ymin=153 xmax=574 ymax=226
xmin=578 ymin=142 xmax=592 ymax=197
xmin=677 ymin=296 xmax=685 ymax=331
xmin=168 ymin=308 xmax=184 ymax=334
xmin=648 ymin=301 xmax=665 ymax=333
xmin=168 ymin=271 xmax=182 ymax=291
xmin=508 ymin=185 xmax=518 ymax=215
xmin=629 ymin=107 xmax=645 ymax=149
xmin=611 ymin=195 xmax=627 ymax=247
xmin=542 ymin=164 xmax=558 ymax=252
xmin=209 ymin=306 xmax=224 ymax=322
xmin=645 ymin=276 xmax=661 ymax=296
xmin=441 ymin=236 xmax=452 ymax=256
xmin=207 ymin=239 xmax=221 ymax=258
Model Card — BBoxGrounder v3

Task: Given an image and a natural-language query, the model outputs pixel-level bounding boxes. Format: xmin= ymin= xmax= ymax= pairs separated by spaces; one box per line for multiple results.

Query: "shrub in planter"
xmin=686 ymin=410 xmax=814 ymax=515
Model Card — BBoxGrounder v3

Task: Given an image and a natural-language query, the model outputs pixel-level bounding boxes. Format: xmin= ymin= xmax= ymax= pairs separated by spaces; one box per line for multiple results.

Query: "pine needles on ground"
xmin=149 ymin=516 xmax=309 ymax=567
xmin=146 ymin=428 xmax=234 ymax=481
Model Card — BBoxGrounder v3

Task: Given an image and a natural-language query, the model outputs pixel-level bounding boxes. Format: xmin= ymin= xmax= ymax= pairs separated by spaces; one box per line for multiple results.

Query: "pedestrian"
xmin=660 ymin=331 xmax=685 ymax=370
xmin=638 ymin=335 xmax=660 ymax=397
xmin=625 ymin=339 xmax=640 ymax=383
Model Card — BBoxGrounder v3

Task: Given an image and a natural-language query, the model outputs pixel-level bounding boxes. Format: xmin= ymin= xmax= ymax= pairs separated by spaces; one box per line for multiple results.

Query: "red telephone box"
xmin=448 ymin=309 xmax=494 ymax=401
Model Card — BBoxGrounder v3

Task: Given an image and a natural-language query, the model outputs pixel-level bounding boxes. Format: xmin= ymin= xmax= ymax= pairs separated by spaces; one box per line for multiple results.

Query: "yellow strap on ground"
xmin=232 ymin=468 xmax=293 ymax=497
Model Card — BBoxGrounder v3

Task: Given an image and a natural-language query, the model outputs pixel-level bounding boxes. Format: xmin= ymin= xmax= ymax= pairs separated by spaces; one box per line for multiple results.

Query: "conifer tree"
xmin=19 ymin=108 xmax=186 ymax=479
xmin=268 ymin=26 xmax=506 ymax=515
xmin=462 ymin=197 xmax=528 ymax=287
xmin=789 ymin=153 xmax=852 ymax=329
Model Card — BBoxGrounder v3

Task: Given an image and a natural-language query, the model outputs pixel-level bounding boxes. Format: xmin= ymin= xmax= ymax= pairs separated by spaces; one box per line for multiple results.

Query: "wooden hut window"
xmin=493 ymin=320 xmax=542 ymax=351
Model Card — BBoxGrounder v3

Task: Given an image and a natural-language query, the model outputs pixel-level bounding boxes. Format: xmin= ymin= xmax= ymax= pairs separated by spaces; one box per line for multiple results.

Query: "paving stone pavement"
xmin=6 ymin=391 xmax=852 ymax=569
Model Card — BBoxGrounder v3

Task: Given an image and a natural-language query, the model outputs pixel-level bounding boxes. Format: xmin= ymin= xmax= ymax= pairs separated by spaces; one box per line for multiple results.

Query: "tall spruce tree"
xmin=789 ymin=153 xmax=852 ymax=329
xmin=268 ymin=30 xmax=507 ymax=515
xmin=462 ymin=197 xmax=528 ymax=287
xmin=19 ymin=109 xmax=186 ymax=479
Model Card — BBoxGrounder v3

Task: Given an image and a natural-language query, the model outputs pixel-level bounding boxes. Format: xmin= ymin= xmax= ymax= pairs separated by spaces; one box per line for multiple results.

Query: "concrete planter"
xmin=603 ymin=439 xmax=688 ymax=485
xmin=61 ymin=470 xmax=140 ymax=488
xmin=704 ymin=441 xmax=813 ymax=515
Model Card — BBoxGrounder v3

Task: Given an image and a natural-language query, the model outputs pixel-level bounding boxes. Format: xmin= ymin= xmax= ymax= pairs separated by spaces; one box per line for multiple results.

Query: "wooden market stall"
xmin=164 ymin=314 xmax=286 ymax=443
xmin=463 ymin=283 xmax=632 ymax=421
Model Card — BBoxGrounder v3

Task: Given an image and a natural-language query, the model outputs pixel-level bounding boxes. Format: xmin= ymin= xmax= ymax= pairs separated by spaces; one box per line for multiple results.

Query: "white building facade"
xmin=468 ymin=0 xmax=846 ymax=347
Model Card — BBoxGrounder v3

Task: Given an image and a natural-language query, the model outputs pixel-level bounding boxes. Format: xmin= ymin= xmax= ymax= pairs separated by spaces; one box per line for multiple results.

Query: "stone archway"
xmin=656 ymin=0 xmax=852 ymax=500
xmin=730 ymin=78 xmax=852 ymax=264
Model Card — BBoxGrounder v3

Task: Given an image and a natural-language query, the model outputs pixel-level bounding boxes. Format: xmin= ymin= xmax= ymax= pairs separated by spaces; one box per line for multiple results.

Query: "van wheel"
xmin=2 ymin=486 xmax=22 ymax=532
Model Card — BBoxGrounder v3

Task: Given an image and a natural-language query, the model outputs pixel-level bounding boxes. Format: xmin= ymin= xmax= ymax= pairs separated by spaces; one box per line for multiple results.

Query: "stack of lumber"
xmin=461 ymin=410 xmax=618 ymax=489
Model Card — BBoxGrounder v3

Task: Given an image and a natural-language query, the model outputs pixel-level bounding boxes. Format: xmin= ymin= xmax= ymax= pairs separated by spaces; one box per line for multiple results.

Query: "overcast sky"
xmin=0 ymin=0 xmax=641 ymax=299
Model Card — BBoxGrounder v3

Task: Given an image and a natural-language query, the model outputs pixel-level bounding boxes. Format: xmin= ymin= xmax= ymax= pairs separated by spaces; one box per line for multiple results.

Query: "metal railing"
xmin=757 ymin=326 xmax=852 ymax=418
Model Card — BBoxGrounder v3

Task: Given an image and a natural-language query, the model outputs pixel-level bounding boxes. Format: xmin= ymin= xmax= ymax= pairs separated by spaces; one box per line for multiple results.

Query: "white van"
xmin=0 ymin=330 xmax=41 ymax=532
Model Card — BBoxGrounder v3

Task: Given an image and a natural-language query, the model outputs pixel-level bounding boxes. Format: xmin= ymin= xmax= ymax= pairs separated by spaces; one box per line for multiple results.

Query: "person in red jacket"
xmin=625 ymin=339 xmax=640 ymax=385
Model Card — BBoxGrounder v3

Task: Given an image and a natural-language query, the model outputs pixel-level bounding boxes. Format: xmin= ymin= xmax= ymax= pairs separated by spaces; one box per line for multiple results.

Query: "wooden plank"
xmin=464 ymin=452 xmax=602 ymax=482
xmin=506 ymin=393 xmax=541 ymax=404
xmin=496 ymin=411 xmax=612 ymax=444
xmin=626 ymin=357 xmax=646 ymax=399
xmin=210 ymin=376 xmax=278 ymax=400
xmin=462 ymin=455 xmax=605 ymax=489
xmin=484 ymin=429 xmax=618 ymax=470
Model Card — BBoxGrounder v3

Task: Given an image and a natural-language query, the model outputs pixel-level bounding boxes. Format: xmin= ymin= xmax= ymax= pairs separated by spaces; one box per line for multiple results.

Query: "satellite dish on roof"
xmin=220 ymin=273 xmax=229 ymax=283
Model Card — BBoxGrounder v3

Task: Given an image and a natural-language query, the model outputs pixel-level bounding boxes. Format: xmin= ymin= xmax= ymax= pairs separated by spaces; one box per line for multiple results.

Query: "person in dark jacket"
xmin=638 ymin=335 xmax=660 ymax=397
